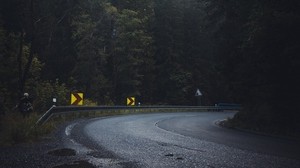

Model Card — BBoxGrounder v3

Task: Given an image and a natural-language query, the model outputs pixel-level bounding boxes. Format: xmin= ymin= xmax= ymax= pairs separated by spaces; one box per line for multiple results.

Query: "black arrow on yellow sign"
xmin=127 ymin=97 xmax=135 ymax=106
xmin=71 ymin=93 xmax=83 ymax=105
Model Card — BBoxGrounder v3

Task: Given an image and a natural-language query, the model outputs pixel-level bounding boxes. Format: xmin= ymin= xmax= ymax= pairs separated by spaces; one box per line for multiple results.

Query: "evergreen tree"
xmin=71 ymin=0 xmax=111 ymax=104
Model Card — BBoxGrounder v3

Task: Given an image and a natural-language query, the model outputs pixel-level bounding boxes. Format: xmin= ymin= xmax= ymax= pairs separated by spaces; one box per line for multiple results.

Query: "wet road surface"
xmin=67 ymin=112 xmax=300 ymax=168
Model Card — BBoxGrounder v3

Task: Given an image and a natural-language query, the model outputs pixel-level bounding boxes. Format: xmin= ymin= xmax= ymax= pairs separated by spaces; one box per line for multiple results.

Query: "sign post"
xmin=195 ymin=89 xmax=202 ymax=106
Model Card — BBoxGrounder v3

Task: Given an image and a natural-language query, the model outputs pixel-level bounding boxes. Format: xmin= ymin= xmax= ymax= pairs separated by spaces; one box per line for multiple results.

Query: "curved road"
xmin=68 ymin=112 xmax=300 ymax=168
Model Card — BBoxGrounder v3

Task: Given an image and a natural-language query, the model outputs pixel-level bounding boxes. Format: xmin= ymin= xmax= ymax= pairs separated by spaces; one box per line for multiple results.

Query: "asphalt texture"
xmin=83 ymin=112 xmax=300 ymax=167
xmin=1 ymin=112 xmax=300 ymax=168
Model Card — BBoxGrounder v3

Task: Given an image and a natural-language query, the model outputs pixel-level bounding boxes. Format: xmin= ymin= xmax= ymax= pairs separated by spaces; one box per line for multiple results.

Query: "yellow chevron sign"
xmin=71 ymin=93 xmax=84 ymax=105
xmin=127 ymin=97 xmax=135 ymax=106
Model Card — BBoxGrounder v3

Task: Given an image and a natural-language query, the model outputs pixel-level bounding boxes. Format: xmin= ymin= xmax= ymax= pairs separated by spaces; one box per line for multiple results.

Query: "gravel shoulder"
xmin=0 ymin=121 xmax=78 ymax=168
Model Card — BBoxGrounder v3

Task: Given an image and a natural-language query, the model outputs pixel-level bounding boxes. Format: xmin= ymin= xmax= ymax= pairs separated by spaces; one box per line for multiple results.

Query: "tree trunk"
xmin=18 ymin=31 xmax=24 ymax=96
xmin=21 ymin=0 xmax=36 ymax=94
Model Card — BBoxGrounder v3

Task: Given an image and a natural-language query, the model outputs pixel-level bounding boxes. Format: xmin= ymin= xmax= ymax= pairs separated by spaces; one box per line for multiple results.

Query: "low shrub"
xmin=0 ymin=112 xmax=56 ymax=146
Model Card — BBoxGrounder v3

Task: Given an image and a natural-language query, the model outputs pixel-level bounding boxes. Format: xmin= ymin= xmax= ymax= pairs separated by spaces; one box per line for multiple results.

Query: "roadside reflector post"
xmin=53 ymin=98 xmax=57 ymax=107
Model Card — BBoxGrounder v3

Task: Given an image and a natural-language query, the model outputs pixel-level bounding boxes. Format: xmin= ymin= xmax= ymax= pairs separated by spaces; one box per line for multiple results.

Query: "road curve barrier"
xmin=36 ymin=105 xmax=241 ymax=125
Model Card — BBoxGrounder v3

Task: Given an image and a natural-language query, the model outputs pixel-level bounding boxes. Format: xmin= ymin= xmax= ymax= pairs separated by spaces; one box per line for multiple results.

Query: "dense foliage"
xmin=0 ymin=0 xmax=299 ymax=134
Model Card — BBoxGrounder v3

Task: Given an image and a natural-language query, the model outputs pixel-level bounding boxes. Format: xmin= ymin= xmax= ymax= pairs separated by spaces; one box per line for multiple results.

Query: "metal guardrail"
xmin=36 ymin=105 xmax=241 ymax=125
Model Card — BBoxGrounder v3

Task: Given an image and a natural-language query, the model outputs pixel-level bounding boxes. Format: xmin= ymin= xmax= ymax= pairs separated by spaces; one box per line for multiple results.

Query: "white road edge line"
xmin=65 ymin=123 xmax=78 ymax=136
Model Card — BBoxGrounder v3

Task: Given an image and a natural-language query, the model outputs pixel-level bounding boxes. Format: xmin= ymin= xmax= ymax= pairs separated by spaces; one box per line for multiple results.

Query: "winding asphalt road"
xmin=67 ymin=112 xmax=300 ymax=168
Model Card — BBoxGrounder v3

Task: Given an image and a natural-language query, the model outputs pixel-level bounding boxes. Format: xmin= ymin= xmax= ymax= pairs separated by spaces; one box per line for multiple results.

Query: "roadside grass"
xmin=0 ymin=112 xmax=57 ymax=146
xmin=222 ymin=113 xmax=300 ymax=139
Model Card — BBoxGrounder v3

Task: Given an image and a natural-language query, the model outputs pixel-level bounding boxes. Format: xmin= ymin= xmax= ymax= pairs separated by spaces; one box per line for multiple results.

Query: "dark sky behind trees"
xmin=0 ymin=0 xmax=299 ymax=133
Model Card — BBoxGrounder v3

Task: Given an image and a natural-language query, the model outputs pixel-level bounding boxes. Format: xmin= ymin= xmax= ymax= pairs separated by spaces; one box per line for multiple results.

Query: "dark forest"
xmin=1 ymin=0 xmax=299 ymax=135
